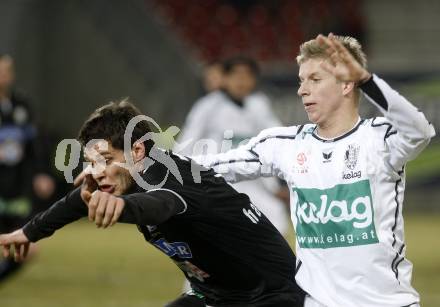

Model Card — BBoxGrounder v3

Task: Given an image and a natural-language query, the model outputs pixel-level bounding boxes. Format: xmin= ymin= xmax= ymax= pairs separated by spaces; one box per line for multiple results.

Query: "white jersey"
xmin=195 ymin=75 xmax=435 ymax=307
xmin=176 ymin=90 xmax=290 ymax=234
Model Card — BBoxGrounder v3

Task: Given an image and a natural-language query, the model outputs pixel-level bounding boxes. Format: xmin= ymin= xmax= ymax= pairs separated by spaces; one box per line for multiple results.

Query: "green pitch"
xmin=0 ymin=214 xmax=439 ymax=307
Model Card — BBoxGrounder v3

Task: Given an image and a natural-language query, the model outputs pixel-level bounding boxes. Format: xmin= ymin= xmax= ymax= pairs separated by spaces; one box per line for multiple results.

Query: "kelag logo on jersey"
xmin=293 ymin=180 xmax=378 ymax=248
xmin=153 ymin=238 xmax=193 ymax=259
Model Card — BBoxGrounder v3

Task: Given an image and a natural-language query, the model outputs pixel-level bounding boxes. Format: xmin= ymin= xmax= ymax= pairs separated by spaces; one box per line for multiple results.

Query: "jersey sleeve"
xmin=22 ymin=188 xmax=87 ymax=242
xmin=193 ymin=126 xmax=298 ymax=183
xmin=119 ymin=189 xmax=186 ymax=225
xmin=360 ymin=74 xmax=436 ymax=171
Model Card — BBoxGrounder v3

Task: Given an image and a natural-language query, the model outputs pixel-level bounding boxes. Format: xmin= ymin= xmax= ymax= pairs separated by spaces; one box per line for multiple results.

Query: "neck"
xmin=316 ymin=110 xmax=359 ymax=139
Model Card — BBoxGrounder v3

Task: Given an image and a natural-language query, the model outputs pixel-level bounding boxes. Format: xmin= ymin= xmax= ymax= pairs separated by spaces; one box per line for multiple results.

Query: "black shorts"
xmin=165 ymin=290 xmax=305 ymax=307
xmin=164 ymin=293 xmax=206 ymax=307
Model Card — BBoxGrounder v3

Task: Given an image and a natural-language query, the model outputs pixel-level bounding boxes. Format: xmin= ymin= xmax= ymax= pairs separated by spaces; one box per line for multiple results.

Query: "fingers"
xmin=22 ymin=242 xmax=30 ymax=260
xmin=73 ymin=170 xmax=87 ymax=187
xmin=87 ymin=190 xmax=123 ymax=228
xmin=88 ymin=190 xmax=99 ymax=222
xmin=81 ymin=190 xmax=92 ymax=204
xmin=1 ymin=243 xmax=11 ymax=258
xmin=0 ymin=235 xmax=11 ymax=258
xmin=0 ymin=230 xmax=31 ymax=261
xmin=14 ymin=243 xmax=21 ymax=262
xmin=317 ymin=33 xmax=349 ymax=64
xmin=101 ymin=196 xmax=116 ymax=228
xmin=328 ymin=33 xmax=349 ymax=57
xmin=81 ymin=174 xmax=97 ymax=204
xmin=110 ymin=198 xmax=125 ymax=227
xmin=319 ymin=60 xmax=335 ymax=75
xmin=82 ymin=174 xmax=98 ymax=195
xmin=94 ymin=192 xmax=109 ymax=227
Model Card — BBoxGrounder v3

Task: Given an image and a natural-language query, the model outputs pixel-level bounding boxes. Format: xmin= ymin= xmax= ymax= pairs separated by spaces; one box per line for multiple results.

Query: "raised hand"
xmin=316 ymin=33 xmax=371 ymax=84
xmin=84 ymin=189 xmax=125 ymax=228
xmin=0 ymin=229 xmax=30 ymax=262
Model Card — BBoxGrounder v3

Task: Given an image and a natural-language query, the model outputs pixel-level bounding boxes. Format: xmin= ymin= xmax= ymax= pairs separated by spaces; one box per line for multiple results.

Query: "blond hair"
xmin=296 ymin=35 xmax=367 ymax=69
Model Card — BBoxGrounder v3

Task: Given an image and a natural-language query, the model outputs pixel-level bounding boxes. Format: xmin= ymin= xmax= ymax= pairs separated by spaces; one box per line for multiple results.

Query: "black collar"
xmin=220 ymin=89 xmax=244 ymax=108
xmin=312 ymin=119 xmax=365 ymax=143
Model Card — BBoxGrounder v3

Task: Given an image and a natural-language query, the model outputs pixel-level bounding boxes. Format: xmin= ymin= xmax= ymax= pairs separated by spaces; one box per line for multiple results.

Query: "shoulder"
xmin=195 ymin=91 xmax=223 ymax=106
xmin=363 ymin=117 xmax=396 ymax=139
xmin=247 ymin=91 xmax=270 ymax=104
xmin=188 ymin=91 xmax=223 ymax=114
xmin=248 ymin=125 xmax=302 ymax=147
xmin=245 ymin=92 xmax=272 ymax=111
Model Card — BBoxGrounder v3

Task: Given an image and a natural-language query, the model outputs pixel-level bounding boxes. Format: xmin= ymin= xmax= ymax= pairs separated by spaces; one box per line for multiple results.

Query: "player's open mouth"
xmin=303 ymin=102 xmax=316 ymax=111
xmin=99 ymin=184 xmax=115 ymax=194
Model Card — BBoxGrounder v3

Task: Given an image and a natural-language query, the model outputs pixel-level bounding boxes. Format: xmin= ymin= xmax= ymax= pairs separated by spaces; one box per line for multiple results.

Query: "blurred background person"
xmin=175 ymin=57 xmax=290 ymax=236
xmin=202 ymin=60 xmax=225 ymax=93
xmin=0 ymin=54 xmax=56 ymax=284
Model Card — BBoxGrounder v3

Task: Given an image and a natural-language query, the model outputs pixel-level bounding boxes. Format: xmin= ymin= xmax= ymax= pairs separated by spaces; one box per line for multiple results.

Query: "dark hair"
xmin=78 ymin=99 xmax=153 ymax=151
xmin=223 ymin=56 xmax=259 ymax=76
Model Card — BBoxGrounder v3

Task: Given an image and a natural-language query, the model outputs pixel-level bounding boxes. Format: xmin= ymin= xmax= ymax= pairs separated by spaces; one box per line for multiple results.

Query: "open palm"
xmin=317 ymin=33 xmax=371 ymax=83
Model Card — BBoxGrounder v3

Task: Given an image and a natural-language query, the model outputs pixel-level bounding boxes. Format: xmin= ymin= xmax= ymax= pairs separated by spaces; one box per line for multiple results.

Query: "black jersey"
xmin=23 ymin=150 xmax=304 ymax=306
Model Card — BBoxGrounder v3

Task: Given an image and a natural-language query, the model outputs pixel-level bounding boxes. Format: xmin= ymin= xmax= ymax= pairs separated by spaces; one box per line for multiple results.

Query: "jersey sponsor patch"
xmin=175 ymin=260 xmax=210 ymax=282
xmin=153 ymin=238 xmax=193 ymax=259
xmin=294 ymin=180 xmax=379 ymax=248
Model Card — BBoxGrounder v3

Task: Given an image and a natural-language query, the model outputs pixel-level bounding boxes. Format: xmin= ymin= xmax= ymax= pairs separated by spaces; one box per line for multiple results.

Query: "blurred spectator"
xmin=202 ymin=61 xmax=224 ymax=93
xmin=0 ymin=54 xmax=56 ymax=283
xmin=176 ymin=56 xmax=290 ymax=235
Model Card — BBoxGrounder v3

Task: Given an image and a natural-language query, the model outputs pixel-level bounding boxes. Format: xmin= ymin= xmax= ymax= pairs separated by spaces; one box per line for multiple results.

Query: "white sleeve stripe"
xmin=146 ymin=188 xmax=188 ymax=215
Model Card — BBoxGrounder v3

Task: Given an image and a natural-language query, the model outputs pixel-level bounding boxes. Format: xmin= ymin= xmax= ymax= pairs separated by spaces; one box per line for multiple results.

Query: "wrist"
xmin=358 ymin=72 xmax=372 ymax=85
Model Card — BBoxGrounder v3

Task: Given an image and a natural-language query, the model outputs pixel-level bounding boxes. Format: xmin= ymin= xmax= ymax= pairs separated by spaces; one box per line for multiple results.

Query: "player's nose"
xmin=297 ymin=82 xmax=309 ymax=97
xmin=91 ymin=165 xmax=106 ymax=182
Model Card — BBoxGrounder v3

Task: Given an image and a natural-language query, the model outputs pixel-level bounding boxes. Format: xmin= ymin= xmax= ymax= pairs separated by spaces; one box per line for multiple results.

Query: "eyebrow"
xmin=83 ymin=151 xmax=112 ymax=161
xmin=299 ymin=72 xmax=320 ymax=80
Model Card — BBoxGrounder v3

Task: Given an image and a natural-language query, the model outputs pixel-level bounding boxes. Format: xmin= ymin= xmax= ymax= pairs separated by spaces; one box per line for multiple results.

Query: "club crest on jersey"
xmin=344 ymin=144 xmax=360 ymax=170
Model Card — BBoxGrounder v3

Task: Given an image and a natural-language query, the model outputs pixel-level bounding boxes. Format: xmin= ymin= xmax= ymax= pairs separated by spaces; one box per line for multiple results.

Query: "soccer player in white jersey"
xmin=176 ymin=57 xmax=290 ymax=235
xmin=195 ymin=33 xmax=435 ymax=307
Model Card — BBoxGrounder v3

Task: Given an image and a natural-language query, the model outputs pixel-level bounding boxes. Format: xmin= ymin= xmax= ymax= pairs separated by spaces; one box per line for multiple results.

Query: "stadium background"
xmin=0 ymin=0 xmax=439 ymax=306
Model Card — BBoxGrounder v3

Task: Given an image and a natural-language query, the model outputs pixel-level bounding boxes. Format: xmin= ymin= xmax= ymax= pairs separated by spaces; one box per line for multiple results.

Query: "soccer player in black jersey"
xmin=0 ymin=101 xmax=304 ymax=306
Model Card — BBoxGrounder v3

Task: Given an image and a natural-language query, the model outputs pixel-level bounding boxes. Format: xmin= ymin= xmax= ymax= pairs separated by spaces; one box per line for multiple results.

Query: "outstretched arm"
xmin=83 ymin=189 xmax=185 ymax=228
xmin=0 ymin=186 xmax=186 ymax=261
xmin=317 ymin=33 xmax=435 ymax=170
xmin=193 ymin=125 xmax=299 ymax=183
xmin=0 ymin=188 xmax=87 ymax=261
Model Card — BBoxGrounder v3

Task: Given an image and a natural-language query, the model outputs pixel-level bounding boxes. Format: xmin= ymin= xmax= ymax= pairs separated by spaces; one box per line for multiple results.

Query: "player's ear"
xmin=131 ymin=141 xmax=146 ymax=163
xmin=342 ymin=81 xmax=356 ymax=96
